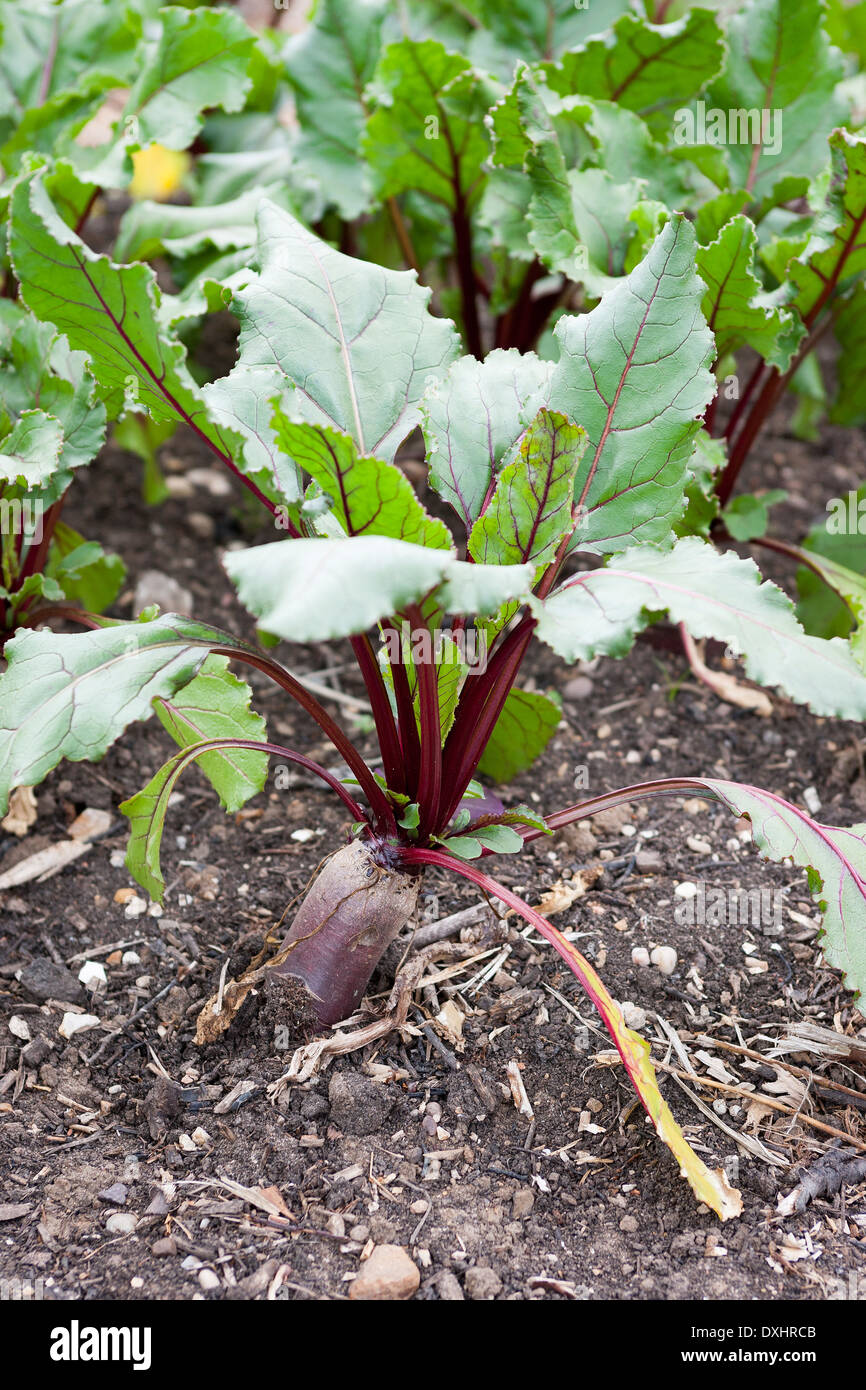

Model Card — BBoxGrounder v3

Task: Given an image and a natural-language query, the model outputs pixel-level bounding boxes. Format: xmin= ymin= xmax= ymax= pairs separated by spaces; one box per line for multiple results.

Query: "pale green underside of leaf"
xmin=531 ymin=537 xmax=866 ymax=720
xmin=285 ymin=0 xmax=386 ymax=220
xmin=0 ymin=411 xmax=64 ymax=488
xmin=792 ymin=549 xmax=866 ymax=671
xmin=224 ymin=536 xmax=532 ymax=644
xmin=227 ymin=202 xmax=460 ymax=462
xmin=548 ymin=215 xmax=716 ymax=553
xmin=0 ymin=307 xmax=107 ymax=477
xmin=707 ymin=780 xmax=866 ymax=998
xmin=0 ymin=614 xmax=263 ymax=816
xmin=153 ymin=655 xmax=268 ymax=814
xmin=477 ymin=688 xmax=561 ymax=784
xmin=115 ymin=185 xmax=290 ymax=264
xmin=422 ymin=349 xmax=554 ymax=530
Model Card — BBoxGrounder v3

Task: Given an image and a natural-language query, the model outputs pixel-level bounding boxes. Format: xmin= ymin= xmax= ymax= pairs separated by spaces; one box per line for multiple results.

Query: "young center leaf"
xmin=547 ymin=215 xmax=716 ymax=553
xmin=530 ymin=536 xmax=866 ymax=720
xmin=468 ymin=408 xmax=587 ymax=571
xmin=271 ymin=414 xmax=451 ymax=547
xmin=696 ymin=215 xmax=803 ymax=370
xmin=422 ymin=349 xmax=553 ymax=530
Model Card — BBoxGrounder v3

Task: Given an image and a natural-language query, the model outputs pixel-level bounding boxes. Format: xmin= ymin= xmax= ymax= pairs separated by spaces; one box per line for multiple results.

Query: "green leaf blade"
xmin=154 ymin=656 xmax=268 ymax=813
xmin=468 ymin=408 xmax=587 ymax=570
xmin=548 ymin=215 xmax=716 ymax=554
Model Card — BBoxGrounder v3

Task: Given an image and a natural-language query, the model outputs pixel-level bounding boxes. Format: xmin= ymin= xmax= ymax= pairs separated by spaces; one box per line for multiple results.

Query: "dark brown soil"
xmin=1 ymin=390 xmax=865 ymax=1303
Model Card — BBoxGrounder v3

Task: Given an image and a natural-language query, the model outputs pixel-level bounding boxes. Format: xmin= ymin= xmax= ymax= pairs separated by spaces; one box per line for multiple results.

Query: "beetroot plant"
xmin=133 ymin=0 xmax=866 ymax=646
xmin=0 ymin=300 xmax=124 ymax=644
xmin=0 ymin=0 xmax=282 ymax=606
xmin=4 ymin=182 xmax=866 ymax=1222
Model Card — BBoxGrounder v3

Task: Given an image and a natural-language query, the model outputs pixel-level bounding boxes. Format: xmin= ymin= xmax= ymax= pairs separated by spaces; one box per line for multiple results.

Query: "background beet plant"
xmin=134 ymin=0 xmax=866 ymax=638
xmin=0 ymin=0 xmax=280 ymax=614
xmin=5 ymin=1 xmax=866 ymax=654
xmin=3 ymin=168 xmax=866 ymax=1218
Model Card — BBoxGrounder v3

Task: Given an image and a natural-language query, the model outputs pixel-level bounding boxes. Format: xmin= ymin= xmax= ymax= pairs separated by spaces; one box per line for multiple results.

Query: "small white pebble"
xmin=803 ymin=786 xmax=821 ymax=814
xmin=130 ymin=1277 xmax=144 ymax=1289
xmin=121 ymin=951 xmax=141 ymax=966
xmin=686 ymin=836 xmax=711 ymax=854
xmin=674 ymin=881 xmax=698 ymax=899
xmin=9 ymin=1015 xmax=30 ymax=1042
xmin=124 ymin=895 xmax=147 ymax=918
xmin=622 ymin=1002 xmax=647 ymax=1030
xmin=109 ymin=850 xmax=126 ymax=869
xmin=59 ymin=1012 xmax=100 ymax=1039
xmin=190 ymin=1126 xmax=211 ymax=1147
xmin=78 ymin=960 xmax=107 ymax=991
xmin=650 ymin=946 xmax=678 ymax=975
xmin=105 ymin=1213 xmax=136 ymax=1234
xmin=291 ymin=828 xmax=315 ymax=843
xmin=198 ymin=1268 xmax=220 ymax=1292
xmin=631 ymin=947 xmax=651 ymax=967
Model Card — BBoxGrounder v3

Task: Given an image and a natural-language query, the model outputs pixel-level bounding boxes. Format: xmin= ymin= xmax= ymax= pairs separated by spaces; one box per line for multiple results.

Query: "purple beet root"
xmin=266 ymin=838 xmax=420 ymax=1026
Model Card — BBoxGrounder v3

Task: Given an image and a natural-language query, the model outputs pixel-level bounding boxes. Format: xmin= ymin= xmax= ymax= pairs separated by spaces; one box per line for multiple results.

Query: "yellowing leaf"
xmin=130 ymin=144 xmax=190 ymax=201
xmin=548 ymin=927 xmax=743 ymax=1221
xmin=427 ymin=853 xmax=744 ymax=1222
